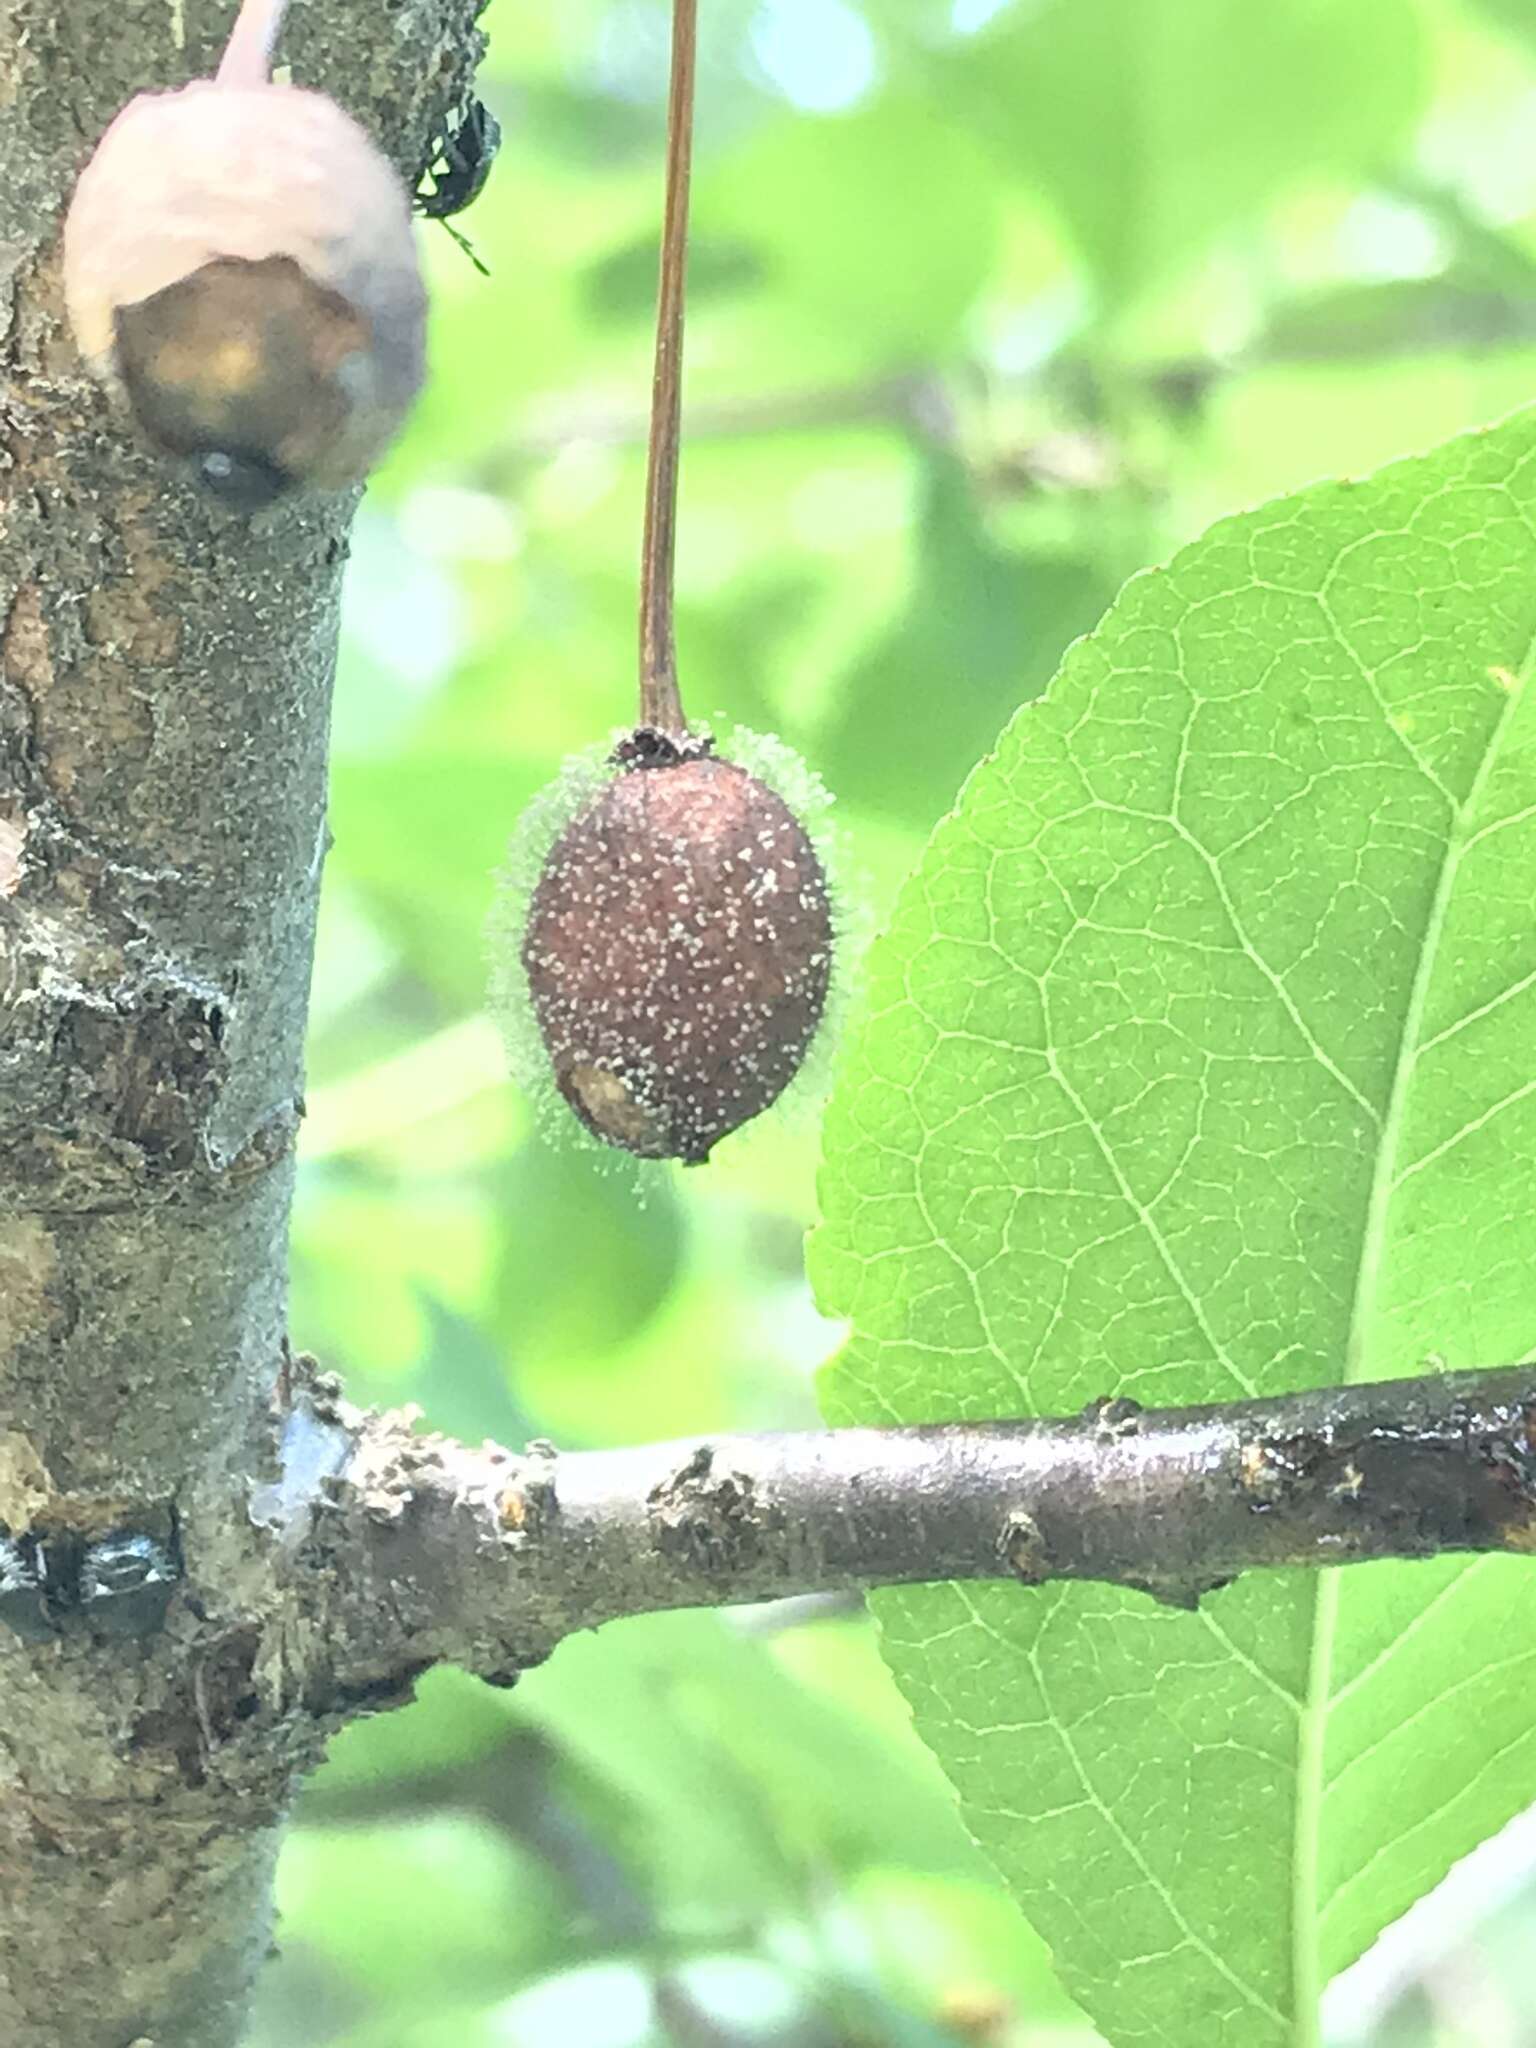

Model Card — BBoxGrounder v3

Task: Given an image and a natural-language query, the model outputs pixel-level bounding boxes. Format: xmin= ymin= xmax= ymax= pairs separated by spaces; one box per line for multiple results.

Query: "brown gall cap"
xmin=62 ymin=82 xmax=425 ymax=496
xmin=521 ymin=751 xmax=835 ymax=1164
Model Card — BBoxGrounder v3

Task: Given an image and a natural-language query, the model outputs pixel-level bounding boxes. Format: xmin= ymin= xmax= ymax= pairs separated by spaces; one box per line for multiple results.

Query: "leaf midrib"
xmin=1288 ymin=651 xmax=1532 ymax=2044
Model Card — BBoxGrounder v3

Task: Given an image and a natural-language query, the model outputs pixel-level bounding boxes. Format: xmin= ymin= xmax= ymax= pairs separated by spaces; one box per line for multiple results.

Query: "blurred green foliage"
xmin=256 ymin=1 xmax=1536 ymax=2043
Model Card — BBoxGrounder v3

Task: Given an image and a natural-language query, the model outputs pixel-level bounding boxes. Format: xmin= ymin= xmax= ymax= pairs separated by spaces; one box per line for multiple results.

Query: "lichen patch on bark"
xmin=0 ymin=1216 xmax=57 ymax=1364
xmin=0 ymin=1429 xmax=53 ymax=1532
xmin=2 ymin=584 xmax=53 ymax=697
xmin=81 ymin=494 xmax=182 ymax=668
xmin=0 ymin=810 xmax=24 ymax=895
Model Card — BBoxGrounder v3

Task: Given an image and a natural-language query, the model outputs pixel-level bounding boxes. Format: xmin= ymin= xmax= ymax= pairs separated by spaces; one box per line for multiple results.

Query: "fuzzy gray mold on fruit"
xmin=62 ymin=80 xmax=425 ymax=498
xmin=518 ymin=737 xmax=835 ymax=1164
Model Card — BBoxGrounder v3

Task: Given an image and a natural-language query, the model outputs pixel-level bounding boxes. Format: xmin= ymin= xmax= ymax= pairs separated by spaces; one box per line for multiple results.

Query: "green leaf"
xmin=581 ymin=232 xmax=766 ymax=325
xmin=1466 ymin=0 xmax=1536 ymax=61
xmin=312 ymin=1665 xmax=521 ymax=1792
xmin=850 ymin=1869 xmax=1102 ymax=2039
xmin=489 ymin=1138 xmax=685 ymax=1378
xmin=811 ymin=407 xmax=1536 ymax=2045
xmin=513 ymin=1611 xmax=990 ymax=1926
xmin=822 ymin=449 xmax=1115 ymax=828
xmin=276 ymin=1814 xmax=556 ymax=2002
xmin=330 ymin=751 xmax=545 ymax=1008
xmin=948 ymin=0 xmax=1426 ymax=309
xmin=696 ymin=99 xmax=1001 ymax=362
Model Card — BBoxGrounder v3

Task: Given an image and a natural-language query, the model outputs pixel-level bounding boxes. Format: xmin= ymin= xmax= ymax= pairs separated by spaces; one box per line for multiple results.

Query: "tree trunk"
xmin=0 ymin=6 xmax=484 ymax=2041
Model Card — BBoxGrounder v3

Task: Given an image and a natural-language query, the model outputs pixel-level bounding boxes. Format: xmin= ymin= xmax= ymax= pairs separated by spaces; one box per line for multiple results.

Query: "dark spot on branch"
xmin=647 ymin=1444 xmax=775 ymax=1571
xmin=1237 ymin=1429 xmax=1324 ymax=1510
xmin=192 ymin=1626 xmax=264 ymax=1746
xmin=329 ymin=1664 xmax=432 ymax=1715
xmin=56 ymin=982 xmax=228 ymax=1171
xmin=1081 ymin=1394 xmax=1143 ymax=1442
xmin=1475 ymin=1402 xmax=1536 ymax=1534
xmin=997 ymin=1508 xmax=1050 ymax=1584
xmin=0 ymin=1507 xmax=180 ymax=1640
xmin=500 ymin=1442 xmax=559 ymax=1542
xmin=1123 ymin=1573 xmax=1232 ymax=1612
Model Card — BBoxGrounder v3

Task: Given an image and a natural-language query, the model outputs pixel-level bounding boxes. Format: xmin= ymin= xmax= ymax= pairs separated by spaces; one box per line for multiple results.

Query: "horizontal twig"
xmin=279 ymin=1364 xmax=1536 ymax=1700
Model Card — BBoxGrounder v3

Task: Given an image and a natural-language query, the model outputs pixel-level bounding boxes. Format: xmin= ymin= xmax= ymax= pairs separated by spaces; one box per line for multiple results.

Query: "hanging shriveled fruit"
xmin=495 ymin=0 xmax=840 ymax=1165
xmin=521 ymin=736 xmax=833 ymax=1164
xmin=61 ymin=0 xmax=426 ymax=503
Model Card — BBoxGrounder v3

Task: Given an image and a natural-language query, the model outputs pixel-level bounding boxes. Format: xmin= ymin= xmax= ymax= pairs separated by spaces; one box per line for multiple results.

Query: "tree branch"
xmin=281 ymin=1364 xmax=1536 ymax=1694
xmin=0 ymin=6 xmax=485 ymax=2045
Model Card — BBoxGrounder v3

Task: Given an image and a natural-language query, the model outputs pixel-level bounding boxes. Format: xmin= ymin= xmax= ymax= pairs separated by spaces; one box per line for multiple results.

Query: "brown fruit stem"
xmin=638 ymin=0 xmax=698 ymax=736
xmin=216 ymin=0 xmax=289 ymax=88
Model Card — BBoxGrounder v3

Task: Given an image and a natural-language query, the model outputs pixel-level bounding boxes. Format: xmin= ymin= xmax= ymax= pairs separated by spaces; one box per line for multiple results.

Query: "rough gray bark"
xmin=0 ymin=6 xmax=485 ymax=2044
